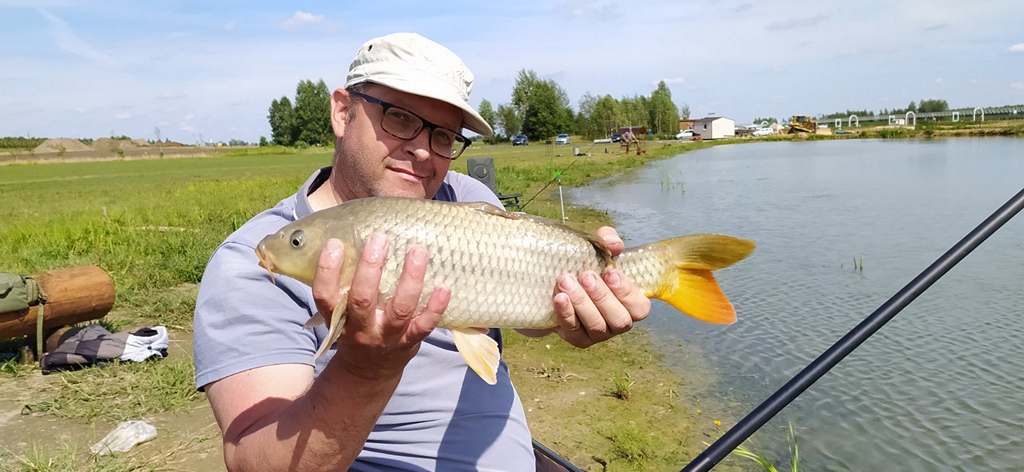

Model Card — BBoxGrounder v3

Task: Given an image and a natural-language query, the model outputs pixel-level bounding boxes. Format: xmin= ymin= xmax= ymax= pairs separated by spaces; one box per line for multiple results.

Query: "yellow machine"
xmin=788 ymin=115 xmax=817 ymax=134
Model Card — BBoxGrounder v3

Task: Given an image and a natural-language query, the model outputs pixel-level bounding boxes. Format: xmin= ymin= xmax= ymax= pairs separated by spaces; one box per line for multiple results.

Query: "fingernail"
xmin=408 ymin=245 xmax=427 ymax=263
xmin=326 ymin=238 xmax=342 ymax=258
xmin=557 ymin=273 xmax=575 ymax=291
xmin=580 ymin=272 xmax=597 ymax=290
xmin=605 ymin=269 xmax=621 ymax=287
xmin=367 ymin=232 xmax=387 ymax=262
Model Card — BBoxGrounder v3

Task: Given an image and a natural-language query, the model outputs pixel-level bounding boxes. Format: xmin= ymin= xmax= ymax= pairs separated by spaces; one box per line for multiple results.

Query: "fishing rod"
xmin=519 ymin=150 xmax=585 ymax=211
xmin=682 ymin=186 xmax=1024 ymax=472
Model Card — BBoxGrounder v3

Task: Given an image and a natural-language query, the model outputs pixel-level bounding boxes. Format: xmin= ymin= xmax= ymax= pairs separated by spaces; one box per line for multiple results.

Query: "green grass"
xmin=1 ymin=435 xmax=214 ymax=472
xmin=23 ymin=358 xmax=199 ymax=421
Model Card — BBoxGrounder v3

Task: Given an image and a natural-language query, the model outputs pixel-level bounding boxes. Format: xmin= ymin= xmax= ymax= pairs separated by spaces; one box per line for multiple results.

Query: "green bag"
xmin=0 ymin=273 xmax=45 ymax=313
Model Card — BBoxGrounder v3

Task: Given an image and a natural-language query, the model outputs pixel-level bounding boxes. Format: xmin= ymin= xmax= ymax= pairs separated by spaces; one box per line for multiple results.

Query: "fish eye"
xmin=289 ymin=230 xmax=305 ymax=248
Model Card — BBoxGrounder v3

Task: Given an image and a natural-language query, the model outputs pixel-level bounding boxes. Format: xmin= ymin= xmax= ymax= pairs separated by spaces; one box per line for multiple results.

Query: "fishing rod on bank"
xmin=680 ymin=185 xmax=1024 ymax=472
xmin=519 ymin=138 xmax=610 ymax=212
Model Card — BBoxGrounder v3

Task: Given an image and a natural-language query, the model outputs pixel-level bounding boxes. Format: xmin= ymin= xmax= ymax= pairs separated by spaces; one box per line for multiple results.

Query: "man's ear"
xmin=330 ymin=88 xmax=352 ymax=138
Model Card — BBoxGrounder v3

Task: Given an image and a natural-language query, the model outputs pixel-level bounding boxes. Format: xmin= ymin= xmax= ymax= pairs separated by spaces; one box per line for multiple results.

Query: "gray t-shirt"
xmin=194 ymin=168 xmax=535 ymax=471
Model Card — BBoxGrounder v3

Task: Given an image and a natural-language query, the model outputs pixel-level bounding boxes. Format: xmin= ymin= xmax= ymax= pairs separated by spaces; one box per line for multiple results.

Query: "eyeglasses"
xmin=348 ymin=90 xmax=472 ymax=160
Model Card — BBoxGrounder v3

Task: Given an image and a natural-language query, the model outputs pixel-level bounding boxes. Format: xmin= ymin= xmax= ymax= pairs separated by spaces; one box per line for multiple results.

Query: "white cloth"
xmin=120 ymin=326 xmax=169 ymax=362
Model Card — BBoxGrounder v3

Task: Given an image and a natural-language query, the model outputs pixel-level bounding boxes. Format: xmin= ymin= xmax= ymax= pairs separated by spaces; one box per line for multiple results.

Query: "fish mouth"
xmin=255 ymin=242 xmax=278 ymax=283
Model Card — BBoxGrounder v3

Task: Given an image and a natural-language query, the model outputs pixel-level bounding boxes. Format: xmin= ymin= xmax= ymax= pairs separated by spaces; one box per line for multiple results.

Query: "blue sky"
xmin=2 ymin=0 xmax=1022 ymax=142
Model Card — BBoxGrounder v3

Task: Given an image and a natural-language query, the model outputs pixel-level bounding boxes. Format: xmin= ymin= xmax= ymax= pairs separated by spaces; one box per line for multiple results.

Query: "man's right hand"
xmin=311 ymin=234 xmax=450 ymax=381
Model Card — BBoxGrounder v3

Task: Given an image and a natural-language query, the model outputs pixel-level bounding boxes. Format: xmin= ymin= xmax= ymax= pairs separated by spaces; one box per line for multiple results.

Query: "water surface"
xmin=571 ymin=138 xmax=1024 ymax=471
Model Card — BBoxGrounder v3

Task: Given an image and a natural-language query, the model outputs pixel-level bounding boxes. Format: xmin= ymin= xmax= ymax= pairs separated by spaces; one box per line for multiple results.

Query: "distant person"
xmin=621 ymin=128 xmax=637 ymax=153
xmin=193 ymin=32 xmax=650 ymax=471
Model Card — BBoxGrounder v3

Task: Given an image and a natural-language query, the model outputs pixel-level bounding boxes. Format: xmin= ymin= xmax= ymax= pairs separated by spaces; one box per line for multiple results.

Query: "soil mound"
xmin=33 ymin=138 xmax=91 ymax=153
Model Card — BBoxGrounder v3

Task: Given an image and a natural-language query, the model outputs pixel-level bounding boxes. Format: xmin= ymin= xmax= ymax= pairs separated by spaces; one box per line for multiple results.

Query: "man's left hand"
xmin=549 ymin=226 xmax=651 ymax=348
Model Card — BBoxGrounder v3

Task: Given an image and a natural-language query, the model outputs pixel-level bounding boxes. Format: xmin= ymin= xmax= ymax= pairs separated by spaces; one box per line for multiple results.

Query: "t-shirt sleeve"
xmin=445 ymin=172 xmax=503 ymax=208
xmin=193 ymin=241 xmax=317 ymax=390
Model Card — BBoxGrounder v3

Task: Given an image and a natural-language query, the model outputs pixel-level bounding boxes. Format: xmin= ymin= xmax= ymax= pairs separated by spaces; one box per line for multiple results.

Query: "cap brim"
xmin=347 ymin=73 xmax=493 ymax=137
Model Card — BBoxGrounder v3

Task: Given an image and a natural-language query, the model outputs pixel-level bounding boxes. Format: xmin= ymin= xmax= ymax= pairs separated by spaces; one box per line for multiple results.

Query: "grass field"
xmin=0 ymin=139 xmax=754 ymax=471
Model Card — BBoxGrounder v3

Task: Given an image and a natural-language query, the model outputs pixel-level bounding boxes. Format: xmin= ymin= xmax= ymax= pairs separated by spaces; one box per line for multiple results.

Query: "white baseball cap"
xmin=345 ymin=32 xmax=493 ymax=136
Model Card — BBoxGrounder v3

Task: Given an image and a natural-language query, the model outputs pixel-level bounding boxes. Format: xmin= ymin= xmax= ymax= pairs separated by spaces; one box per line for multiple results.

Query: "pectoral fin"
xmin=313 ymin=289 xmax=349 ymax=360
xmin=452 ymin=328 xmax=500 ymax=385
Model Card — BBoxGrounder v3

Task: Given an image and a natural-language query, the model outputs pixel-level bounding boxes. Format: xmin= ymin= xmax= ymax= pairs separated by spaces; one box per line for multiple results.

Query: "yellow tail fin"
xmin=648 ymin=234 xmax=755 ymax=325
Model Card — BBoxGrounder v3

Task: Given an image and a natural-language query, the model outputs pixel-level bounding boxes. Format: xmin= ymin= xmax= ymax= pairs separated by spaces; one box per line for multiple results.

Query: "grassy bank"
xmin=0 ymin=140 xmax=744 ymax=470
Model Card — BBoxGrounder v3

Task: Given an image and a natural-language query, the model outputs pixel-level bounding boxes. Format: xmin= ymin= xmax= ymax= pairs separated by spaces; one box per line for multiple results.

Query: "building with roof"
xmin=692 ymin=116 xmax=735 ymax=140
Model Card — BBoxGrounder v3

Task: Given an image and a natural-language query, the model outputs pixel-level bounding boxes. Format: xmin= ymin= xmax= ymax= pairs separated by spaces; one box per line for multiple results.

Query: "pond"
xmin=570 ymin=138 xmax=1024 ymax=471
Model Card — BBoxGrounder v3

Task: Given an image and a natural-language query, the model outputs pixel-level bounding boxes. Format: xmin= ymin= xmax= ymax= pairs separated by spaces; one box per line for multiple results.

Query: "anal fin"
xmin=452 ymin=328 xmax=500 ymax=385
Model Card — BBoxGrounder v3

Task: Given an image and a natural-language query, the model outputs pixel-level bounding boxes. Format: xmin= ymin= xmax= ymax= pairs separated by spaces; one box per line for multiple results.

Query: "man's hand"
xmin=312 ymin=234 xmax=450 ymax=381
xmin=551 ymin=226 xmax=651 ymax=348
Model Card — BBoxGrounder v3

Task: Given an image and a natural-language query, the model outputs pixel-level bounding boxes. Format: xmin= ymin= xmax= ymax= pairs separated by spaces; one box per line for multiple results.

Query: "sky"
xmin=1 ymin=0 xmax=1022 ymax=142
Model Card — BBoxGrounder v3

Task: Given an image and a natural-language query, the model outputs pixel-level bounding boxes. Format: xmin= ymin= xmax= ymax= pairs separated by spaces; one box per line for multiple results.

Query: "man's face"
xmin=329 ymin=84 xmax=463 ymax=201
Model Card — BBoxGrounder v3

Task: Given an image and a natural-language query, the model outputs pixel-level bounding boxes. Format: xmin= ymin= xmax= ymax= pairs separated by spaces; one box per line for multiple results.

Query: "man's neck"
xmin=307 ymin=175 xmax=344 ymax=213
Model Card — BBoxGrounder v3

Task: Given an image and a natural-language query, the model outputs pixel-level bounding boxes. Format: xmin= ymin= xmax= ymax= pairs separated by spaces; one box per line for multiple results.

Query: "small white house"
xmin=692 ymin=116 xmax=735 ymax=139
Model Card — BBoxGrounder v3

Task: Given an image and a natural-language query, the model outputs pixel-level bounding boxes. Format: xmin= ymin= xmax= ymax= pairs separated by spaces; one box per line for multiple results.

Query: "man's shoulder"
xmin=223 ymin=197 xmax=297 ymax=249
xmin=444 ymin=171 xmax=500 ymax=205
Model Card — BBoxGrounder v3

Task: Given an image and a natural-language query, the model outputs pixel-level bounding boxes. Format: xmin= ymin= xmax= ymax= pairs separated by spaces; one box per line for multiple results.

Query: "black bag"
xmin=0 ymin=272 xmax=44 ymax=313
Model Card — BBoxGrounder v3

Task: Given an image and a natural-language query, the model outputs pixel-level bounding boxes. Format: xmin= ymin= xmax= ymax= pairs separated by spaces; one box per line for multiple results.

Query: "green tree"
xmin=496 ymin=103 xmax=522 ymax=138
xmin=259 ymin=136 xmax=269 ymax=147
xmin=521 ymin=79 xmax=573 ymax=140
xmin=679 ymin=103 xmax=690 ymax=119
xmin=648 ymin=81 xmax=680 ymax=136
xmin=907 ymin=101 xmax=917 ymax=112
xmin=267 ymin=96 xmax=297 ymax=146
xmin=510 ymin=69 xmax=541 ymax=117
xmin=592 ymin=95 xmax=621 ymax=137
xmin=753 ymin=117 xmax=778 ymax=125
xmin=575 ymin=93 xmax=599 ymax=138
xmin=918 ymin=99 xmax=949 ymax=113
xmin=293 ymin=79 xmax=332 ymax=146
xmin=477 ymin=99 xmax=497 ymax=141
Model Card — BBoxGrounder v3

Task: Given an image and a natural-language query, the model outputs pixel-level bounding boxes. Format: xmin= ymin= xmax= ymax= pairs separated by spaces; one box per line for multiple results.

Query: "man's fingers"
xmin=312 ymin=238 xmax=344 ymax=321
xmin=406 ymin=287 xmax=449 ymax=342
xmin=385 ymin=245 xmax=429 ymax=330
xmin=558 ymin=272 xmax=609 ymax=343
xmin=347 ymin=232 xmax=388 ymax=330
xmin=595 ymin=226 xmax=624 ymax=257
xmin=553 ymin=291 xmax=592 ymax=348
xmin=603 ymin=268 xmax=651 ymax=322
xmin=579 ymin=270 xmax=633 ymax=335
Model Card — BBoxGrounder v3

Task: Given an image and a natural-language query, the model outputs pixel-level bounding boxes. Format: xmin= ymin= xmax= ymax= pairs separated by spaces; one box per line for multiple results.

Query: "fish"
xmin=256 ymin=196 xmax=755 ymax=385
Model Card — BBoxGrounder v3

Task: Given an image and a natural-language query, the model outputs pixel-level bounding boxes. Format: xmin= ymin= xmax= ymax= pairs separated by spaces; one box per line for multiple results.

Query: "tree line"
xmin=266 ymin=71 xmax=688 ymax=145
xmin=478 ymin=70 xmax=687 ymax=142
xmin=820 ymin=99 xmax=950 ymax=120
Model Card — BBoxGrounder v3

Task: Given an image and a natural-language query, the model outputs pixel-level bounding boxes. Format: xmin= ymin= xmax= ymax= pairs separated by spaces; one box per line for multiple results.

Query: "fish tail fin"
xmin=639 ymin=234 xmax=755 ymax=325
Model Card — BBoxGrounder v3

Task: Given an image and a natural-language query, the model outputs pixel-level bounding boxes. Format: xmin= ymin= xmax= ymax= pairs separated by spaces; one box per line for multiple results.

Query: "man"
xmin=194 ymin=33 xmax=650 ymax=471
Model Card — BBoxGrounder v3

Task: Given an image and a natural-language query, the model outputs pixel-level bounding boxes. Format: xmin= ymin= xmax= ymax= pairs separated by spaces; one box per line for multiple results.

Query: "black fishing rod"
xmin=682 ymin=186 xmax=1024 ymax=472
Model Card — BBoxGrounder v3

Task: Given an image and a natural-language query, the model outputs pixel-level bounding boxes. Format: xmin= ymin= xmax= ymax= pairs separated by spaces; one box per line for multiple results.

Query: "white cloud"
xmin=38 ymin=9 xmax=115 ymax=66
xmin=934 ymin=77 xmax=944 ymax=84
xmin=1009 ymin=43 xmax=1024 ymax=53
xmin=114 ymin=111 xmax=132 ymax=120
xmin=281 ymin=11 xmax=323 ymax=31
xmin=1011 ymin=81 xmax=1024 ymax=90
xmin=660 ymin=77 xmax=686 ymax=85
xmin=223 ymin=21 xmax=237 ymax=32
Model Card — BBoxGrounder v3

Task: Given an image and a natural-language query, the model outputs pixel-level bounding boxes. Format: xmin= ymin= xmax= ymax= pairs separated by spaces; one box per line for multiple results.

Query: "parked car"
xmin=512 ymin=134 xmax=528 ymax=146
xmin=610 ymin=132 xmax=622 ymax=143
xmin=675 ymin=129 xmax=694 ymax=139
xmin=555 ymin=133 xmax=570 ymax=145
xmin=752 ymin=127 xmax=774 ymax=137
